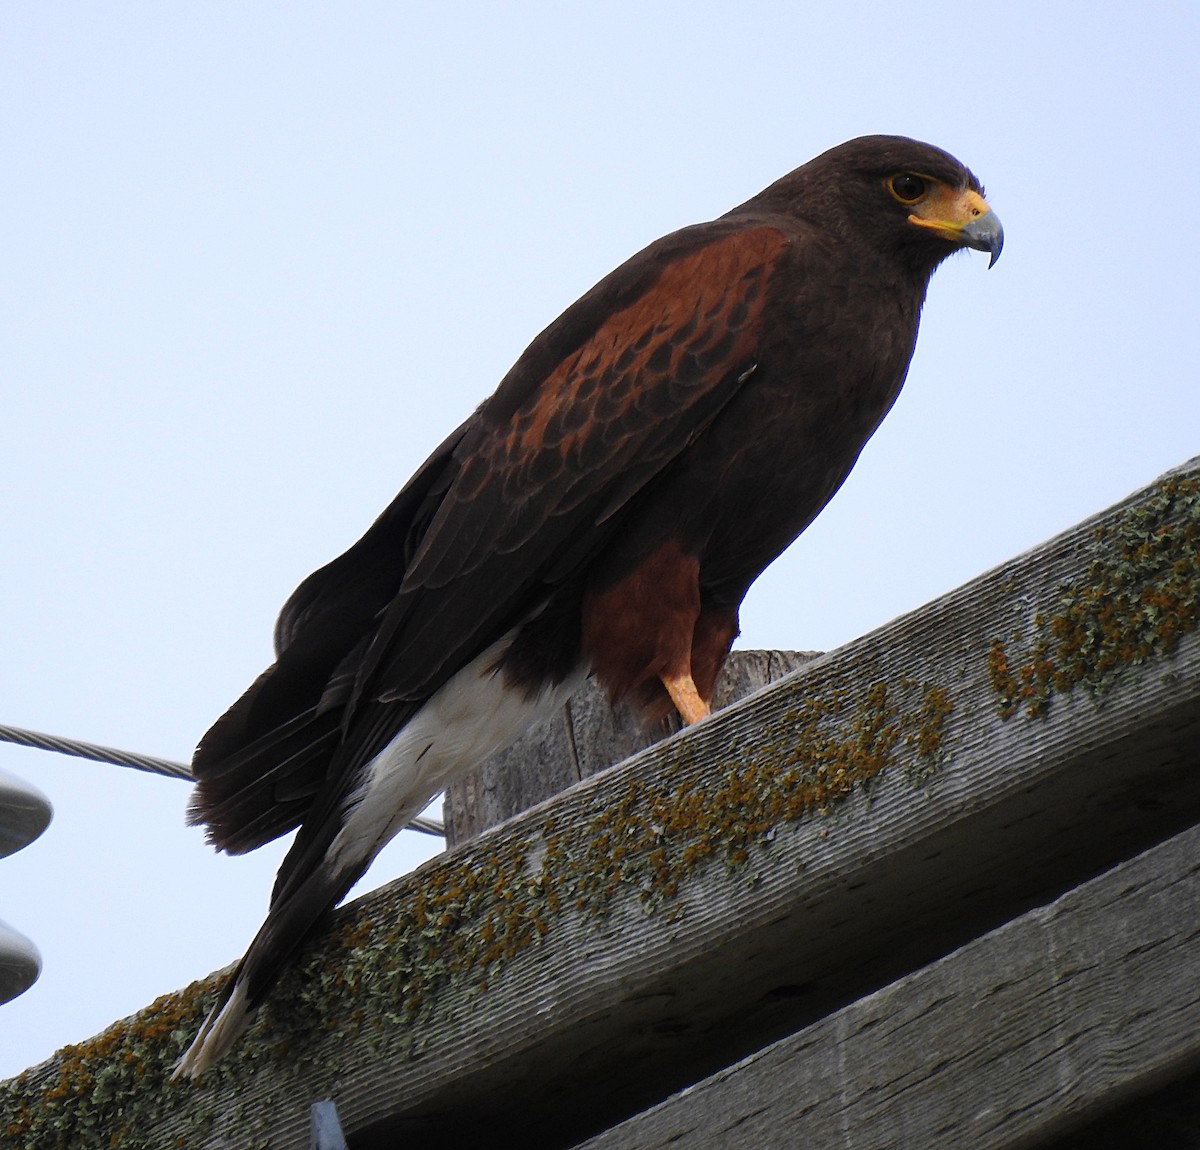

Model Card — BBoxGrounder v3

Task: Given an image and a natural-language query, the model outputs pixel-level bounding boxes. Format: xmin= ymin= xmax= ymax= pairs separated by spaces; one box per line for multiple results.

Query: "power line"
xmin=0 ymin=722 xmax=194 ymax=781
xmin=0 ymin=723 xmax=445 ymax=838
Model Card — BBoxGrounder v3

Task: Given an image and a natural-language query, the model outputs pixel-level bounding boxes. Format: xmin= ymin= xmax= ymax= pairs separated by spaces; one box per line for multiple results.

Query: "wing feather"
xmin=355 ymin=224 xmax=787 ymax=711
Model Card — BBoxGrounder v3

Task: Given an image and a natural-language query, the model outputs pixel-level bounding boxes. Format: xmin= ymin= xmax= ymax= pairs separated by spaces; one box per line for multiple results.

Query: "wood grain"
xmin=574 ymin=819 xmax=1200 ymax=1149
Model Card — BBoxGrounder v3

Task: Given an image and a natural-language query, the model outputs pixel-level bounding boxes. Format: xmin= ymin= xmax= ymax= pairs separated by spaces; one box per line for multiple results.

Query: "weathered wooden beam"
xmin=573 ymin=817 xmax=1200 ymax=1150
xmin=1047 ymin=1066 xmax=1200 ymax=1149
xmin=2 ymin=458 xmax=1199 ymax=1150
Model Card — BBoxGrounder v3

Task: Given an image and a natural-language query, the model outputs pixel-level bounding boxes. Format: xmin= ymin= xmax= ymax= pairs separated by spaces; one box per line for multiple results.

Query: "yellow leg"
xmin=661 ymin=671 xmax=711 ymax=725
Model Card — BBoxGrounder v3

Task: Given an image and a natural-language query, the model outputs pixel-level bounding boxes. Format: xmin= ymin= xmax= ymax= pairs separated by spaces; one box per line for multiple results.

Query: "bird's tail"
xmin=173 ymin=634 xmax=587 ymax=1079
xmin=172 ymin=861 xmax=352 ymax=1080
xmin=172 ymin=971 xmax=253 ymax=1082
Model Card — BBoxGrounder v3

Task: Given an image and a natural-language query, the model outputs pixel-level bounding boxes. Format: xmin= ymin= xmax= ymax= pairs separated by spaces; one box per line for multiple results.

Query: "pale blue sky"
xmin=3 ymin=2 xmax=1198 ymax=1077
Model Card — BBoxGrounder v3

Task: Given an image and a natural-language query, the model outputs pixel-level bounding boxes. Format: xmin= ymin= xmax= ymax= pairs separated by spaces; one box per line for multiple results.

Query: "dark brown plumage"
xmin=176 ymin=135 xmax=1002 ymax=1077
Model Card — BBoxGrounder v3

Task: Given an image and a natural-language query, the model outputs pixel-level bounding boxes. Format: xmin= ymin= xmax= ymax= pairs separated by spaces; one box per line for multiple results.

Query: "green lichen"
xmin=265 ymin=674 xmax=956 ymax=1044
xmin=541 ymin=676 xmax=952 ymax=915
xmin=0 ymin=981 xmax=218 ymax=1149
xmin=1 ymin=670 xmax=954 ymax=1145
xmin=989 ymin=474 xmax=1200 ymax=718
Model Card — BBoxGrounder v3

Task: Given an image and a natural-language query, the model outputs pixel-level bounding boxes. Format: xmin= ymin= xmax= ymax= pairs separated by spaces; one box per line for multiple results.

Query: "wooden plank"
xmin=1046 ymin=1067 xmax=1200 ymax=1148
xmin=3 ymin=458 xmax=1200 ymax=1150
xmin=573 ymin=818 xmax=1200 ymax=1150
xmin=444 ymin=650 xmax=819 ymax=846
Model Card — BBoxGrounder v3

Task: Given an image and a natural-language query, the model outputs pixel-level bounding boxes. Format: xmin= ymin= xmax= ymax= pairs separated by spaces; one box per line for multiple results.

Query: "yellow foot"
xmin=661 ymin=672 xmax=711 ymax=725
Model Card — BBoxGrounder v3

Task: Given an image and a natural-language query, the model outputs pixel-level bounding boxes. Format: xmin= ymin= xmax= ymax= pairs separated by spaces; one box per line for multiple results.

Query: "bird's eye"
xmin=889 ymin=174 xmax=928 ymax=204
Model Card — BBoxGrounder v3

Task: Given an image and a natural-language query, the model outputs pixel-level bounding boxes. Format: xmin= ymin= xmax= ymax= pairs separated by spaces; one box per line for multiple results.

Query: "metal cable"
xmin=0 ymin=722 xmax=445 ymax=838
xmin=0 ymin=722 xmax=194 ymax=781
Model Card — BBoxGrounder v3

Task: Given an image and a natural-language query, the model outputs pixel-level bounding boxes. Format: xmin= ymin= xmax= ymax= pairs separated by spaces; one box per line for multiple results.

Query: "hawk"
xmin=175 ymin=135 xmax=1002 ymax=1077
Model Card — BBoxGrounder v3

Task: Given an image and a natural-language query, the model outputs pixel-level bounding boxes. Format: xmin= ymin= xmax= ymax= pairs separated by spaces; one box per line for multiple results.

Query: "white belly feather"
xmin=329 ymin=631 xmax=588 ymax=867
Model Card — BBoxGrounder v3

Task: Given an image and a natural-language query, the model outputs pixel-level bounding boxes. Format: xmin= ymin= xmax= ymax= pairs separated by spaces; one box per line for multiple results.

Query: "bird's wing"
xmin=188 ymin=421 xmax=471 ymax=853
xmin=190 ymin=219 xmax=791 ymax=856
xmin=352 ymin=221 xmax=789 ymax=708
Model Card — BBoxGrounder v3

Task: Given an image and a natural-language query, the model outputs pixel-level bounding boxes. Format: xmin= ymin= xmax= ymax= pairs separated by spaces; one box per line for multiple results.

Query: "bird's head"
xmin=880 ymin=158 xmax=1003 ymax=270
xmin=745 ymin=135 xmax=1003 ymax=275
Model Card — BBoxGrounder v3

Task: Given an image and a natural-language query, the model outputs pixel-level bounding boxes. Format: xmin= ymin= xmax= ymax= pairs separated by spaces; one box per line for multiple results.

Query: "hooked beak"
xmin=908 ymin=187 xmax=1004 ymax=268
xmin=960 ymin=207 xmax=1004 ymax=268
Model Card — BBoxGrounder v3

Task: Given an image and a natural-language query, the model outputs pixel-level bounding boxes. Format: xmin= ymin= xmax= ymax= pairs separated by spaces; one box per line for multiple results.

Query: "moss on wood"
xmin=0 ymin=667 xmax=953 ymax=1147
xmin=989 ymin=475 xmax=1200 ymax=718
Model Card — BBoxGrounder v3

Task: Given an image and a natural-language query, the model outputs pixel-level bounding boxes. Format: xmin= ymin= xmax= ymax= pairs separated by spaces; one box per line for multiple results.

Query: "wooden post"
xmin=443 ymin=650 xmax=820 ymax=847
